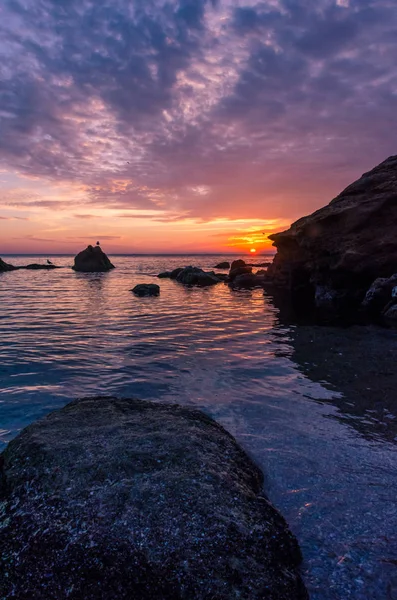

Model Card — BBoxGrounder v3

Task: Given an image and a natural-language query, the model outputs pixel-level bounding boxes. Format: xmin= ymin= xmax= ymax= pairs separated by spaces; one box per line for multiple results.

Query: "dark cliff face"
xmin=267 ymin=155 xmax=397 ymax=319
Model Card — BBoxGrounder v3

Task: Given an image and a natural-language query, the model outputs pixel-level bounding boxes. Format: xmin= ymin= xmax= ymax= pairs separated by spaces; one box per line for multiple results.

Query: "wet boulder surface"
xmin=0 ymin=397 xmax=307 ymax=600
xmin=73 ymin=245 xmax=115 ymax=272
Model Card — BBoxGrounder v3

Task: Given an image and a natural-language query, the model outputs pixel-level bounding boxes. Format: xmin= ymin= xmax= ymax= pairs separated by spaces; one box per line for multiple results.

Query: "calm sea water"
xmin=1 ymin=254 xmax=396 ymax=599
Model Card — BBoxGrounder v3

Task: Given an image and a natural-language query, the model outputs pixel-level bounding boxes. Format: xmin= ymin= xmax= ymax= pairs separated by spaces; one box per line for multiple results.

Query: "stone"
xmin=24 ymin=264 xmax=60 ymax=270
xmin=214 ymin=261 xmax=230 ymax=269
xmin=0 ymin=257 xmax=16 ymax=272
xmin=72 ymin=245 xmax=115 ymax=272
xmin=214 ymin=273 xmax=228 ymax=281
xmin=383 ymin=304 xmax=397 ymax=324
xmin=230 ymin=259 xmax=246 ymax=271
xmin=228 ymin=265 xmax=252 ymax=281
xmin=362 ymin=274 xmax=397 ymax=315
xmin=0 ymin=397 xmax=307 ymax=600
xmin=132 ymin=283 xmax=160 ymax=297
xmin=169 ymin=267 xmax=184 ymax=279
xmin=157 ymin=272 xmax=171 ymax=278
xmin=176 ymin=266 xmax=221 ymax=286
xmin=267 ymin=156 xmax=397 ymax=320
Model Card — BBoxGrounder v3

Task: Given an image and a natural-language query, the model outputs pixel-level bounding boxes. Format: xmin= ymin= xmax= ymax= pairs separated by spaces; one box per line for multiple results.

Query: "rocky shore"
xmin=266 ymin=155 xmax=397 ymax=325
xmin=0 ymin=397 xmax=307 ymax=600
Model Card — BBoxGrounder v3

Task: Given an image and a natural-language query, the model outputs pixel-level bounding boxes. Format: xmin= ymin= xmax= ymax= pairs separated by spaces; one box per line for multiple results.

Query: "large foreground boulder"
xmin=73 ymin=245 xmax=115 ymax=272
xmin=267 ymin=155 xmax=397 ymax=320
xmin=0 ymin=397 xmax=307 ymax=600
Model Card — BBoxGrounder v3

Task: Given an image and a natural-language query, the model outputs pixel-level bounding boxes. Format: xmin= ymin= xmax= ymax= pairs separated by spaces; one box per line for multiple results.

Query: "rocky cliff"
xmin=267 ymin=155 xmax=397 ymax=320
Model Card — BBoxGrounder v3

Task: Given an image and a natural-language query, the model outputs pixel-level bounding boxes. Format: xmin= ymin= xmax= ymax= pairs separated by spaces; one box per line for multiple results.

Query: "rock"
xmin=362 ymin=274 xmax=397 ymax=316
xmin=72 ymin=245 xmax=115 ymax=272
xmin=256 ymin=269 xmax=267 ymax=276
xmin=157 ymin=272 xmax=171 ymax=278
xmin=246 ymin=262 xmax=271 ymax=267
xmin=214 ymin=273 xmax=228 ymax=281
xmin=169 ymin=267 xmax=184 ymax=279
xmin=231 ymin=273 xmax=265 ymax=289
xmin=383 ymin=304 xmax=397 ymax=325
xmin=214 ymin=261 xmax=230 ymax=269
xmin=228 ymin=265 xmax=252 ymax=281
xmin=0 ymin=257 xmax=16 ymax=272
xmin=0 ymin=397 xmax=307 ymax=600
xmin=230 ymin=259 xmax=246 ymax=271
xmin=176 ymin=266 xmax=221 ymax=286
xmin=24 ymin=263 xmax=60 ymax=270
xmin=132 ymin=283 xmax=160 ymax=297
xmin=267 ymin=156 xmax=397 ymax=320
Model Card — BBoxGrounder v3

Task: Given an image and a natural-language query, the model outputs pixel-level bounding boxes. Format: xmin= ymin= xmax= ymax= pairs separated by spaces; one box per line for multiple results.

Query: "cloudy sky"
xmin=0 ymin=0 xmax=396 ymax=253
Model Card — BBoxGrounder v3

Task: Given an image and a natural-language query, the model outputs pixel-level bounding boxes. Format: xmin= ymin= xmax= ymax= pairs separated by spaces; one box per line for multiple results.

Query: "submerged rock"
xmin=267 ymin=156 xmax=397 ymax=321
xmin=230 ymin=273 xmax=266 ymax=289
xmin=132 ymin=283 xmax=160 ymax=297
xmin=0 ymin=257 xmax=16 ymax=272
xmin=0 ymin=397 xmax=307 ymax=600
xmin=72 ymin=245 xmax=115 ymax=272
xmin=214 ymin=261 xmax=230 ymax=269
xmin=157 ymin=271 xmax=171 ymax=278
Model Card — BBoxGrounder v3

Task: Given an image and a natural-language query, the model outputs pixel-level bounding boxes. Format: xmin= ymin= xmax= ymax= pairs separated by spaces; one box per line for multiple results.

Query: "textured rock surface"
xmin=72 ymin=245 xmax=115 ymax=272
xmin=362 ymin=274 xmax=397 ymax=316
xmin=267 ymin=156 xmax=397 ymax=318
xmin=230 ymin=259 xmax=246 ymax=271
xmin=132 ymin=283 xmax=160 ymax=297
xmin=214 ymin=261 xmax=230 ymax=269
xmin=0 ymin=397 xmax=307 ymax=600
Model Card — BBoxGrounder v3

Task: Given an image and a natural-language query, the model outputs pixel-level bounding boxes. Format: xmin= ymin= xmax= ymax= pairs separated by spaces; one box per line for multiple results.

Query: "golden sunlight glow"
xmin=250 ymin=248 xmax=256 ymax=253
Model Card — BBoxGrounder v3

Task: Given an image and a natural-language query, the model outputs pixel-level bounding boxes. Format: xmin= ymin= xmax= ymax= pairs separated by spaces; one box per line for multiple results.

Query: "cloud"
xmin=0 ymin=0 xmax=397 ymax=227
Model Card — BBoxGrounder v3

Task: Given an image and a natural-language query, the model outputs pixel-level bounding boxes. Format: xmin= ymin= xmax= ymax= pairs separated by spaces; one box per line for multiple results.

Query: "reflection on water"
xmin=0 ymin=255 xmax=396 ymax=599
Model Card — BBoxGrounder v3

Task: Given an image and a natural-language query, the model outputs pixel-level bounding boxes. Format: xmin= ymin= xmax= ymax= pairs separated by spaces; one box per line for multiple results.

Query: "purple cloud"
xmin=0 ymin=0 xmax=396 ymax=223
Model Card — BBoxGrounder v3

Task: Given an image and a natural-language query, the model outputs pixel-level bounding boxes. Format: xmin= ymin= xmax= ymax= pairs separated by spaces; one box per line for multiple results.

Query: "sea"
xmin=1 ymin=254 xmax=396 ymax=600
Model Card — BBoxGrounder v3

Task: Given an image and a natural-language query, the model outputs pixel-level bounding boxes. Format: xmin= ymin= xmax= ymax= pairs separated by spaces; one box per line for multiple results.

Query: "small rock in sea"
xmin=0 ymin=396 xmax=308 ymax=600
xmin=24 ymin=263 xmax=60 ymax=270
xmin=214 ymin=261 xmax=230 ymax=269
xmin=230 ymin=259 xmax=246 ymax=271
xmin=228 ymin=265 xmax=252 ymax=282
xmin=72 ymin=245 xmax=115 ymax=272
xmin=132 ymin=283 xmax=160 ymax=297
xmin=176 ymin=266 xmax=222 ymax=286
xmin=157 ymin=272 xmax=171 ymax=278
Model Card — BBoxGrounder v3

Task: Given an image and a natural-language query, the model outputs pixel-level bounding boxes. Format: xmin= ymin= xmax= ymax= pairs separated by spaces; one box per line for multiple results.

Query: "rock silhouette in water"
xmin=0 ymin=258 xmax=16 ymax=272
xmin=132 ymin=283 xmax=160 ymax=296
xmin=0 ymin=396 xmax=308 ymax=600
xmin=73 ymin=245 xmax=115 ymax=272
xmin=266 ymin=155 xmax=397 ymax=321
xmin=214 ymin=261 xmax=230 ymax=269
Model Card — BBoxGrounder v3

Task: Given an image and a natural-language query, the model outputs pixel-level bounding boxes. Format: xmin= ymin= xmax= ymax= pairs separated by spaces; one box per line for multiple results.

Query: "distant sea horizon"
xmin=1 ymin=252 xmax=276 ymax=257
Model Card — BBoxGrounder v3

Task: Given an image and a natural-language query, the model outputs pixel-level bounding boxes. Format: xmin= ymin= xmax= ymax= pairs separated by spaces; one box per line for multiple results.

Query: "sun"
xmin=250 ymin=248 xmax=256 ymax=253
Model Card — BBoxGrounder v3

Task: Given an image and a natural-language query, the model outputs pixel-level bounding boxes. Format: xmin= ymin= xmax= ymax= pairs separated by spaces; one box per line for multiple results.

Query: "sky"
xmin=0 ymin=0 xmax=396 ymax=254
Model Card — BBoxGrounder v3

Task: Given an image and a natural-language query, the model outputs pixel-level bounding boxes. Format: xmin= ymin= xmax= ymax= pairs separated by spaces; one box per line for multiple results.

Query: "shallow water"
xmin=1 ymin=254 xmax=396 ymax=599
